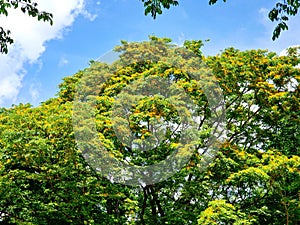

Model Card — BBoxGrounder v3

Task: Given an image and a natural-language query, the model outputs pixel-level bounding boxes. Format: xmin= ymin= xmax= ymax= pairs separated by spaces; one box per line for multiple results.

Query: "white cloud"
xmin=0 ymin=0 xmax=93 ymax=106
xmin=0 ymin=47 xmax=25 ymax=105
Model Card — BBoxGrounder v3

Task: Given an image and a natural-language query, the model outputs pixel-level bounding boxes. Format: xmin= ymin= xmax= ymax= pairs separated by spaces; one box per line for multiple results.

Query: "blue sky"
xmin=0 ymin=0 xmax=299 ymax=107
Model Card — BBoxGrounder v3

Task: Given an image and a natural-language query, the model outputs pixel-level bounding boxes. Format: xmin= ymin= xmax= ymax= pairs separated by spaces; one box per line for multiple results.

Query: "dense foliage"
xmin=0 ymin=37 xmax=299 ymax=224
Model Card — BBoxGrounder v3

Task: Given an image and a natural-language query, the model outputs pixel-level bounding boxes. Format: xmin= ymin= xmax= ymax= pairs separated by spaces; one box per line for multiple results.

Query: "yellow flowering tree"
xmin=0 ymin=37 xmax=299 ymax=224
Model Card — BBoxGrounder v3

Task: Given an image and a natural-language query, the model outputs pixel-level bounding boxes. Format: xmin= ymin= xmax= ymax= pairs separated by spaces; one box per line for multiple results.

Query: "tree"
xmin=142 ymin=0 xmax=300 ymax=40
xmin=0 ymin=99 xmax=140 ymax=224
xmin=0 ymin=0 xmax=53 ymax=54
xmin=0 ymin=36 xmax=299 ymax=224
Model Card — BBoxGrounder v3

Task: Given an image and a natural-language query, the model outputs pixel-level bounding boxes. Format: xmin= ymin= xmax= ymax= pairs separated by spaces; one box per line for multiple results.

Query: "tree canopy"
xmin=0 ymin=36 xmax=299 ymax=224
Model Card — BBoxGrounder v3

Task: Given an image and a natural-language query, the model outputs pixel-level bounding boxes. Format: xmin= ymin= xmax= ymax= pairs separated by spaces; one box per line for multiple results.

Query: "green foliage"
xmin=197 ymin=200 xmax=255 ymax=225
xmin=142 ymin=0 xmax=179 ymax=19
xmin=268 ymin=0 xmax=300 ymax=40
xmin=0 ymin=0 xmax=53 ymax=54
xmin=0 ymin=37 xmax=299 ymax=224
xmin=0 ymin=101 xmax=134 ymax=224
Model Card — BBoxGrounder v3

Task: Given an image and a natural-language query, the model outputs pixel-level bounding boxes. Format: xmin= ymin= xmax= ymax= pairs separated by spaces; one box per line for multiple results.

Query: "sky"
xmin=0 ymin=0 xmax=299 ymax=107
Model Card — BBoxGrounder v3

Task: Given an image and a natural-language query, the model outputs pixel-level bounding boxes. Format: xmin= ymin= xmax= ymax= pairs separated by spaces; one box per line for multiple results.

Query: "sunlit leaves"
xmin=197 ymin=200 xmax=255 ymax=225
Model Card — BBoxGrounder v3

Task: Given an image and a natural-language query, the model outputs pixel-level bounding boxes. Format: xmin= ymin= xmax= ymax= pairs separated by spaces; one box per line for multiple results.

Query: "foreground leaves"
xmin=0 ymin=0 xmax=53 ymax=54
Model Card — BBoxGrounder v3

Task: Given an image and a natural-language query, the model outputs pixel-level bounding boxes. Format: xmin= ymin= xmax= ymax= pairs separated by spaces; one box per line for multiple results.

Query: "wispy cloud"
xmin=81 ymin=9 xmax=98 ymax=21
xmin=256 ymin=7 xmax=300 ymax=54
xmin=174 ymin=33 xmax=186 ymax=47
xmin=29 ymin=82 xmax=42 ymax=104
xmin=58 ymin=56 xmax=69 ymax=67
